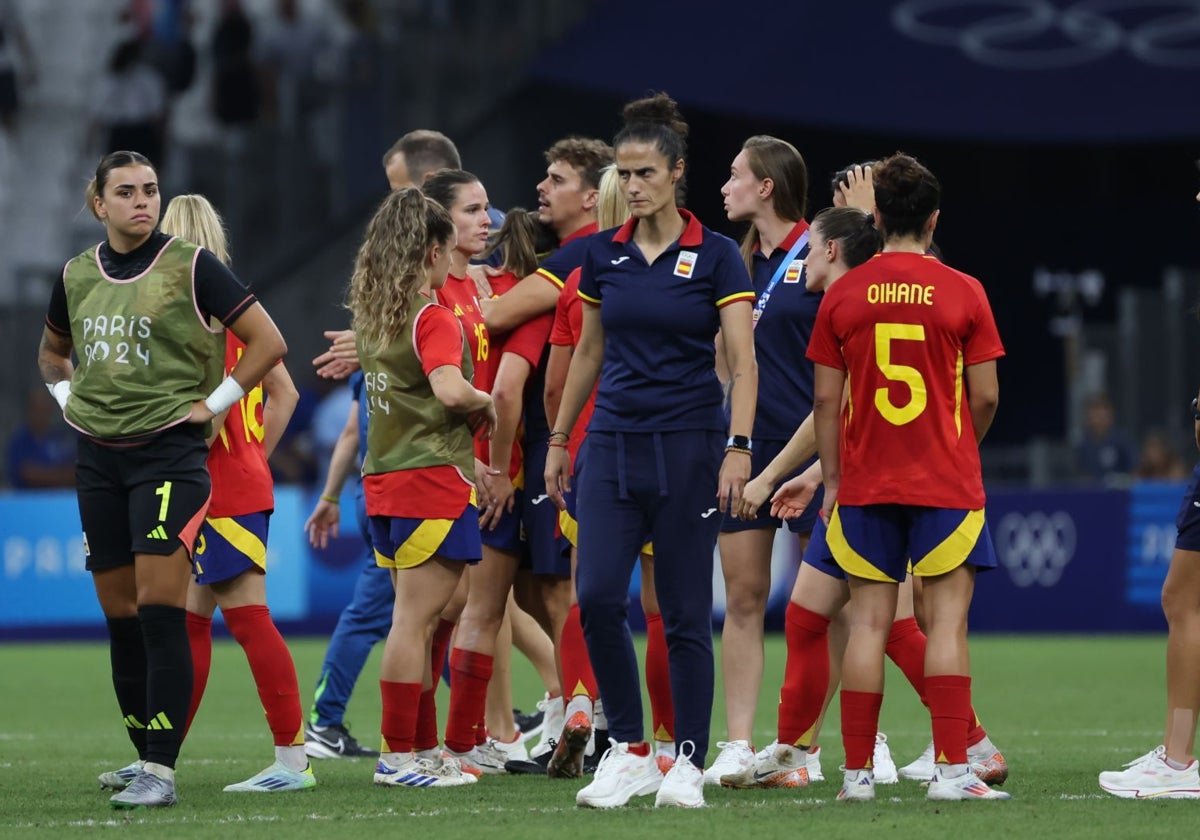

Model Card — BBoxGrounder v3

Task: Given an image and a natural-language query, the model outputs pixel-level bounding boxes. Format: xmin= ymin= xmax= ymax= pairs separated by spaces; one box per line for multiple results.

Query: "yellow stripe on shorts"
xmin=914 ymin=509 xmax=985 ymax=578
xmin=393 ymin=518 xmax=455 ymax=569
xmin=559 ymin=509 xmax=578 ymax=548
xmin=826 ymin=505 xmax=896 ymax=583
xmin=208 ymin=517 xmax=267 ymax=570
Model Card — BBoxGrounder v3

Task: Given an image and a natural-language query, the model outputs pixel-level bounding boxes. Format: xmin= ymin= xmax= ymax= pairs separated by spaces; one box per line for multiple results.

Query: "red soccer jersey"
xmin=806 ymin=252 xmax=1004 ymax=509
xmin=436 ymin=272 xmax=489 ymax=379
xmin=550 ymin=268 xmax=597 ymax=463
xmin=472 ymin=271 xmax=553 ymax=480
xmin=207 ymin=334 xmax=274 ymax=517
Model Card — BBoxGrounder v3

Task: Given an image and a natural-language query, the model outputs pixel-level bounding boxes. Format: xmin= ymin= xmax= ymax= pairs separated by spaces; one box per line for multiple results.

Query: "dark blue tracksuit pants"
xmin=575 ymin=429 xmax=723 ymax=767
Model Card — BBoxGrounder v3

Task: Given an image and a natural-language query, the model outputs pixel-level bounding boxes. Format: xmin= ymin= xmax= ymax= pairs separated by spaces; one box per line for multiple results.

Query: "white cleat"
xmin=655 ymin=741 xmax=706 ymax=808
xmin=806 ymin=746 xmax=824 ymax=783
xmin=721 ymin=740 xmax=808 ymax=789
xmin=927 ymin=766 xmax=1011 ymax=800
xmin=899 ymin=740 xmax=935 ymax=782
xmin=529 ymin=693 xmax=566 ymax=761
xmin=702 ymin=739 xmax=753 ymax=787
xmin=374 ymin=754 xmax=474 ymax=787
xmin=223 ymin=760 xmax=316 ymax=792
xmin=445 ymin=740 xmax=509 ymax=775
xmin=576 ymin=742 xmax=662 ymax=808
xmin=837 ymin=767 xmax=875 ymax=801
xmin=873 ymin=733 xmax=899 ymax=784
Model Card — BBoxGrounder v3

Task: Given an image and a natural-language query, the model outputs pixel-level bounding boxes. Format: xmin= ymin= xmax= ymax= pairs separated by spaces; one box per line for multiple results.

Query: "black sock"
xmin=138 ymin=604 xmax=192 ymax=769
xmin=106 ymin=616 xmax=148 ymax=759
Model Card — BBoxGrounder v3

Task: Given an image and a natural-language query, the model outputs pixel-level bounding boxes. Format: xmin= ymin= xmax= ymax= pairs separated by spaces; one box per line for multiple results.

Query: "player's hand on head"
xmin=840 ymin=165 xmax=875 ymax=213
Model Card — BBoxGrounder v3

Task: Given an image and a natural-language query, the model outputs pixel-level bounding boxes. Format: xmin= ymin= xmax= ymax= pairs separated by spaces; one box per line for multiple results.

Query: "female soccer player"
xmin=152 ymin=194 xmax=312 ymax=793
xmin=704 ymin=135 xmax=822 ymax=785
xmin=40 ymin=150 xmax=286 ymax=808
xmin=545 ymin=92 xmax=757 ymax=809
xmin=348 ymin=187 xmax=495 ymax=788
xmin=1099 ymin=177 xmax=1200 ymax=799
xmin=807 ymin=153 xmax=1007 ymax=802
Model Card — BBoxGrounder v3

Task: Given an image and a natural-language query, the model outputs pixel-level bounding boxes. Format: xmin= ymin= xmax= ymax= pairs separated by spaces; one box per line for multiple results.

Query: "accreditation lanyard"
xmin=751 ymin=230 xmax=810 ymax=330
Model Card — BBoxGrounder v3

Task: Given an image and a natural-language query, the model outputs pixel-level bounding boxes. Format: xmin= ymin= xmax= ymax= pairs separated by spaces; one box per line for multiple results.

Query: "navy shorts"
xmin=194 ymin=512 xmax=270 ymax=585
xmin=828 ymin=503 xmax=998 ymax=583
xmin=1175 ymin=462 xmax=1200 ymax=552
xmin=521 ymin=436 xmax=570 ymax=577
xmin=369 ymin=507 xmax=482 ymax=569
xmin=721 ymin=438 xmax=821 ymax=536
xmin=801 ymin=514 xmax=845 ymax=581
xmin=76 ymin=425 xmax=212 ymax=571
xmin=481 ymin=486 xmax=526 ymax=556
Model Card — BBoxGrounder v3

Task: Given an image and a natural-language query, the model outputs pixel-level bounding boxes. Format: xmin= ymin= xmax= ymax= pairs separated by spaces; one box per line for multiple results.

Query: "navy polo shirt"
xmin=536 ymin=222 xmax=599 ymax=290
xmin=578 ymin=209 xmax=754 ymax=433
xmin=743 ymin=220 xmax=821 ymax=441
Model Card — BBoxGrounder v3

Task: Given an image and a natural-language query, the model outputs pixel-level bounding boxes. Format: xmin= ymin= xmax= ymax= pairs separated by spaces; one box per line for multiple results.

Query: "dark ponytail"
xmin=812 ymin=207 xmax=882 ymax=269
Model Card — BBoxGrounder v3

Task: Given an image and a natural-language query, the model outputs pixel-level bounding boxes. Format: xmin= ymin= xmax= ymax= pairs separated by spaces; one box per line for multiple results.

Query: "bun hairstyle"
xmin=347 ymin=187 xmax=455 ymax=354
xmin=811 ymin=207 xmax=882 ymax=269
xmin=85 ymin=150 xmax=156 ymax=221
xmin=613 ymin=92 xmax=689 ymax=201
xmin=872 ymin=152 xmax=941 ymax=240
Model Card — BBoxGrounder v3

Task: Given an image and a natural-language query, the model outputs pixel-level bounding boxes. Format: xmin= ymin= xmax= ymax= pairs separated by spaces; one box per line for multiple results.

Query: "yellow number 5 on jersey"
xmin=874 ymin=323 xmax=927 ymax=425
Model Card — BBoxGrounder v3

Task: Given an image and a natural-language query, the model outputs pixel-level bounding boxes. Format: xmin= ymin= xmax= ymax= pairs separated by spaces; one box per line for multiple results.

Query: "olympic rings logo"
xmin=892 ymin=0 xmax=1200 ymax=69
xmin=993 ymin=511 xmax=1076 ymax=587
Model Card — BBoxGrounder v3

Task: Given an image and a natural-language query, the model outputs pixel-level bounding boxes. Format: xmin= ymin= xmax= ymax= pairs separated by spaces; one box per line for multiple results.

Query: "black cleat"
xmin=304 ymin=722 xmax=379 ymax=759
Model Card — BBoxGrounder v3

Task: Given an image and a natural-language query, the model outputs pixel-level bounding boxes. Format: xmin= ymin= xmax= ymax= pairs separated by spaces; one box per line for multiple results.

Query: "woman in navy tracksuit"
xmin=544 ymin=92 xmax=757 ymax=809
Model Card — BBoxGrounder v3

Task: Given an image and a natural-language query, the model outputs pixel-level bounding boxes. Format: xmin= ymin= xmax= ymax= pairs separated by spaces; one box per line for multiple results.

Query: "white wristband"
xmin=47 ymin=380 xmax=71 ymax=410
xmin=204 ymin=376 xmax=245 ymax=415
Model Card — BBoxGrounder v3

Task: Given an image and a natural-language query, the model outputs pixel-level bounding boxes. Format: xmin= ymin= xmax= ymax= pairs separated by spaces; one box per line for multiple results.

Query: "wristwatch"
xmin=726 ymin=435 xmax=753 ymax=451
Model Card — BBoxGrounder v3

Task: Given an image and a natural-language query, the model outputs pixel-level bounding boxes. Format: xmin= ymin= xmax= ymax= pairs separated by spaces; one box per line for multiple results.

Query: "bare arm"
xmin=544 ymin=304 xmax=604 ymax=507
xmin=717 ymin=300 xmax=758 ymax=512
xmin=261 ymin=362 xmax=299 ymax=459
xmin=305 ymin=401 xmax=360 ymax=549
xmin=543 ymin=343 xmax=572 ymax=428
xmin=480 ymin=274 xmax=560 ymax=334
xmin=38 ymin=328 xmax=74 ymax=389
xmin=189 ymin=303 xmax=287 ymax=424
xmin=428 ymin=365 xmax=493 ymax=414
xmin=481 ymin=352 xmax=532 ymax=529
xmin=812 ymin=363 xmax=846 ymax=517
xmin=965 ymin=360 xmax=999 ymax=444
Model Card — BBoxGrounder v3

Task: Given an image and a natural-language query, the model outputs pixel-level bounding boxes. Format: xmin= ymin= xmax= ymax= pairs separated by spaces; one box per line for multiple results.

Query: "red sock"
xmin=840 ymin=690 xmax=883 ymax=770
xmin=885 ymin=617 xmax=928 ymax=707
xmin=778 ymin=602 xmax=831 ymax=747
xmin=444 ymin=648 xmax=493 ymax=753
xmin=224 ymin=605 xmax=303 ymax=747
xmin=966 ymin=712 xmax=987 ymax=748
xmin=561 ymin=604 xmax=598 ymax=701
xmin=643 ymin=612 xmax=674 ymax=742
xmin=927 ymin=674 xmax=972 ymax=765
xmin=628 ymin=741 xmax=651 ymax=757
xmin=381 ymin=680 xmax=421 ymax=755
xmin=414 ymin=619 xmax=456 ymax=752
xmin=183 ymin=612 xmax=212 ymax=738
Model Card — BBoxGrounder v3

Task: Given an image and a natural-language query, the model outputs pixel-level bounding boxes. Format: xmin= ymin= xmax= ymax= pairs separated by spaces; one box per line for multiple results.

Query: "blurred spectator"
xmin=211 ymin=0 xmax=260 ymax=130
xmin=1135 ymin=429 xmax=1188 ymax=481
xmin=258 ymin=0 xmax=328 ymax=134
xmin=7 ymin=388 xmax=75 ymax=489
xmin=0 ymin=0 xmax=36 ymax=136
xmin=269 ymin=379 xmax=321 ymax=485
xmin=143 ymin=0 xmax=198 ymax=100
xmin=89 ymin=39 xmax=168 ymax=167
xmin=1076 ymin=392 xmax=1137 ymax=484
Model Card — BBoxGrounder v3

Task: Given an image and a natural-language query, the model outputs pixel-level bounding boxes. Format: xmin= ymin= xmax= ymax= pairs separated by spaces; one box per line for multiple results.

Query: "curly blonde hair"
xmin=160 ymin=194 xmax=230 ymax=264
xmin=347 ymin=188 xmax=455 ymax=354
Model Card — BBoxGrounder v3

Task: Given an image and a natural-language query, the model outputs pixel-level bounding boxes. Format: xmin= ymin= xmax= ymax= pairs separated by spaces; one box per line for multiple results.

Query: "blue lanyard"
xmin=751 ymin=230 xmax=809 ymax=329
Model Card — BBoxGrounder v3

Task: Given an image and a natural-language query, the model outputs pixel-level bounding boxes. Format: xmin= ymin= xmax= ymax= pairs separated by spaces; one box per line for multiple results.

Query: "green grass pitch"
xmin=0 ymin=634 xmax=1190 ymax=838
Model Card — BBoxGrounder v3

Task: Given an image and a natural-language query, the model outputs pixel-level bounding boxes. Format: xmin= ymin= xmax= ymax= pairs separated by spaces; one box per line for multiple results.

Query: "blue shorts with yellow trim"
xmin=370 ymin=507 xmax=482 ymax=570
xmin=481 ymin=487 xmax=526 ymax=555
xmin=560 ymin=439 xmax=653 ymax=557
xmin=800 ymin=515 xmax=845 ymax=581
xmin=827 ymin=504 xmax=997 ymax=583
xmin=1175 ymin=462 xmax=1200 ymax=552
xmin=521 ymin=436 xmax=571 ymax=577
xmin=193 ymin=512 xmax=270 ymax=586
